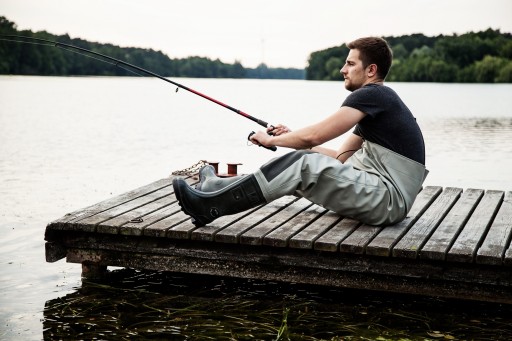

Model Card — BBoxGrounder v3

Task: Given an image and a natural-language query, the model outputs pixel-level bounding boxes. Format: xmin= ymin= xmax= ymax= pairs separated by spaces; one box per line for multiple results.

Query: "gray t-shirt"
xmin=342 ymin=84 xmax=425 ymax=165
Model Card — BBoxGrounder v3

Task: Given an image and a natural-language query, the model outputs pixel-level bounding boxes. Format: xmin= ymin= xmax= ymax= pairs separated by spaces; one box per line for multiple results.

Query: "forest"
xmin=0 ymin=16 xmax=304 ymax=79
xmin=1 ymin=16 xmax=511 ymax=82
xmin=306 ymin=29 xmax=512 ymax=82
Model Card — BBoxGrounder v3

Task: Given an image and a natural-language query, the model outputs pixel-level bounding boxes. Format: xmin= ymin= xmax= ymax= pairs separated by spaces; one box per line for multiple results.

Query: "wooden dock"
xmin=44 ymin=175 xmax=512 ymax=304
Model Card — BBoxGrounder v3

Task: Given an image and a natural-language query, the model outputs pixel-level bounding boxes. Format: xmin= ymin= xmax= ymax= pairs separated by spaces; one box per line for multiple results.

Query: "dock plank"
xmin=47 ymin=178 xmax=173 ymax=230
xmin=263 ymin=204 xmax=326 ymax=247
xmin=119 ymin=202 xmax=182 ymax=236
xmin=190 ymin=206 xmax=264 ymax=242
xmin=392 ymin=187 xmax=462 ymax=259
xmin=289 ymin=211 xmax=341 ymax=249
xmin=71 ymin=186 xmax=175 ymax=233
xmin=96 ymin=195 xmax=175 ymax=234
xmin=167 ymin=219 xmax=198 ymax=239
xmin=447 ymin=190 xmax=504 ymax=263
xmin=143 ymin=211 xmax=190 ymax=237
xmin=339 ymin=223 xmax=381 ymax=254
xmin=366 ymin=186 xmax=442 ymax=257
xmin=505 ymin=247 xmax=512 ymax=266
xmin=82 ymin=177 xmax=198 ymax=233
xmin=214 ymin=197 xmax=297 ymax=244
xmin=115 ymin=178 xmax=198 ymax=236
xmin=240 ymin=198 xmax=312 ymax=245
xmin=476 ymin=191 xmax=512 ymax=265
xmin=314 ymin=218 xmax=360 ymax=252
xmin=420 ymin=188 xmax=484 ymax=261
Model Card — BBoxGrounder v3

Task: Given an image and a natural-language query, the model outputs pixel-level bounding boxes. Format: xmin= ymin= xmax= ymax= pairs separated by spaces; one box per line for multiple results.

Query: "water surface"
xmin=1 ymin=76 xmax=511 ymax=340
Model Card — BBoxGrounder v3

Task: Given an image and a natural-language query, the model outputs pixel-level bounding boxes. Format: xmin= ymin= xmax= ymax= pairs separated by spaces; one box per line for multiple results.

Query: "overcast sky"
xmin=2 ymin=0 xmax=511 ymax=68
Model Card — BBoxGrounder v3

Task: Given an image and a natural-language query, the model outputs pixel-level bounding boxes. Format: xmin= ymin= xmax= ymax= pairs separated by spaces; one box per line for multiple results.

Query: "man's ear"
xmin=367 ymin=64 xmax=378 ymax=78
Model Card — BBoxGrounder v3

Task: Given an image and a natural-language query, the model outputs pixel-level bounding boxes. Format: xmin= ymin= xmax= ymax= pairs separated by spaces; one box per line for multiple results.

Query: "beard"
xmin=344 ymin=79 xmax=359 ymax=92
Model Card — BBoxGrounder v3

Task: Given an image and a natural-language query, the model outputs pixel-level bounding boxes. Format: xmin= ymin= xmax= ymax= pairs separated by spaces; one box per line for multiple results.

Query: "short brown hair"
xmin=347 ymin=37 xmax=393 ymax=80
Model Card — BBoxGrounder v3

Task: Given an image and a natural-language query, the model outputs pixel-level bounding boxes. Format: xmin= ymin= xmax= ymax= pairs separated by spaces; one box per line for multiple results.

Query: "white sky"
xmin=1 ymin=0 xmax=511 ymax=68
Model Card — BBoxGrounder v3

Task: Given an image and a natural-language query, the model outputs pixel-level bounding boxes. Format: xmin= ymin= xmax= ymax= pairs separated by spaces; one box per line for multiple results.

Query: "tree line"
xmin=2 ymin=15 xmax=512 ymax=83
xmin=0 ymin=16 xmax=304 ymax=79
xmin=306 ymin=29 xmax=512 ymax=83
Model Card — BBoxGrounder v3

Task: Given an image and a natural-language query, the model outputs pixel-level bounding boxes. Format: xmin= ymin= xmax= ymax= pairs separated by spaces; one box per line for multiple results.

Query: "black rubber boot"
xmin=173 ymin=174 xmax=266 ymax=227
xmin=195 ymin=165 xmax=242 ymax=192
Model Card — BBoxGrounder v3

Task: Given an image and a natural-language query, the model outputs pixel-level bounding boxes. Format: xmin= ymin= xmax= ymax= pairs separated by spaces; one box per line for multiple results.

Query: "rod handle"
xmin=248 ymin=131 xmax=277 ymax=152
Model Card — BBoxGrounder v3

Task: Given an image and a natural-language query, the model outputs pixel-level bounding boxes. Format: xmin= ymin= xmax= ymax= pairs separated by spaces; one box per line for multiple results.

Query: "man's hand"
xmin=268 ymin=124 xmax=291 ymax=136
xmin=249 ymin=130 xmax=274 ymax=148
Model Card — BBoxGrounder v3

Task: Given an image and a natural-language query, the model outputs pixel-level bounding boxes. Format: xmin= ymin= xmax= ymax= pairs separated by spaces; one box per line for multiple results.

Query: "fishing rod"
xmin=0 ymin=34 xmax=277 ymax=151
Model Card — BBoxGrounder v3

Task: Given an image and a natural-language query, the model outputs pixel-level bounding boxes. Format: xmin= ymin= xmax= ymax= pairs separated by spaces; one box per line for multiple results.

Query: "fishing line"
xmin=1 ymin=35 xmax=277 ymax=151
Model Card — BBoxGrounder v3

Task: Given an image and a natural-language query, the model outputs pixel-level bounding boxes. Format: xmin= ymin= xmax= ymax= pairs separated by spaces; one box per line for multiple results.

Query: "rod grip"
xmin=248 ymin=131 xmax=277 ymax=152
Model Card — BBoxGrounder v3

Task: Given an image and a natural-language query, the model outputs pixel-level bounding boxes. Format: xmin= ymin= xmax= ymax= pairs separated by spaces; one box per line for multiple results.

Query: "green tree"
xmin=473 ymin=55 xmax=508 ymax=82
xmin=307 ymin=29 xmax=512 ymax=83
xmin=325 ymin=57 xmax=344 ymax=80
xmin=391 ymin=43 xmax=408 ymax=60
xmin=497 ymin=60 xmax=512 ymax=82
xmin=306 ymin=45 xmax=348 ymax=80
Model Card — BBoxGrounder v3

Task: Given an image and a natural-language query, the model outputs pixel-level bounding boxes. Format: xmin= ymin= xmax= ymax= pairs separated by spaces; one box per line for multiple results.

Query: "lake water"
xmin=1 ymin=76 xmax=512 ymax=340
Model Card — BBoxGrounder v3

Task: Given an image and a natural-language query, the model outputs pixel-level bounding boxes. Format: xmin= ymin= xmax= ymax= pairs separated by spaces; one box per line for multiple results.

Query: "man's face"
xmin=340 ymin=49 xmax=368 ymax=92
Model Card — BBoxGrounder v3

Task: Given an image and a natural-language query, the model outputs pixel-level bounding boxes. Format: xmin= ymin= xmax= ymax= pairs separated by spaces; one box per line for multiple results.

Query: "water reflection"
xmin=422 ymin=117 xmax=512 ymax=189
xmin=43 ymin=269 xmax=512 ymax=340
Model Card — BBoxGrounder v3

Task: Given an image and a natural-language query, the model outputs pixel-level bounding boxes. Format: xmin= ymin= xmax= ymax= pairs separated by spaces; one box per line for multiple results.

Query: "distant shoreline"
xmin=1 ymin=16 xmax=511 ymax=83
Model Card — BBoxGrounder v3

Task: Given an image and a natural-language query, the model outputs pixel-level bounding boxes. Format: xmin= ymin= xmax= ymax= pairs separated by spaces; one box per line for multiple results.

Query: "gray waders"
xmin=173 ymin=140 xmax=427 ymax=227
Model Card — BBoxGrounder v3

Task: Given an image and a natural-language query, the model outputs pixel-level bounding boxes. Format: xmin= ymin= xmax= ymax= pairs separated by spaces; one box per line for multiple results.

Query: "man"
xmin=173 ymin=37 xmax=427 ymax=227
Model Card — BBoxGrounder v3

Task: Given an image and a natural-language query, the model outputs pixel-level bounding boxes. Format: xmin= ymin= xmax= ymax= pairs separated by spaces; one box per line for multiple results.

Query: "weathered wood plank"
xmin=96 ymin=195 xmax=175 ymax=235
xmin=476 ymin=191 xmax=512 ymax=265
xmin=65 ymin=245 xmax=512 ymax=304
xmin=47 ymin=178 xmax=173 ymax=228
xmin=289 ymin=211 xmax=342 ymax=249
xmin=143 ymin=211 xmax=191 ymax=237
xmin=340 ymin=223 xmax=382 ymax=254
xmin=190 ymin=206 xmax=264 ymax=242
xmin=119 ymin=202 xmax=182 ymax=236
xmin=263 ymin=204 xmax=326 ymax=247
xmin=59 ymin=233 xmax=512 ymax=287
xmin=45 ymin=242 xmax=67 ymax=263
xmin=366 ymin=186 xmax=442 ymax=257
xmin=505 ymin=246 xmax=512 ymax=266
xmin=71 ymin=185 xmax=174 ymax=233
xmin=167 ymin=219 xmax=198 ymax=239
xmin=447 ymin=190 xmax=504 ymax=263
xmin=314 ymin=218 xmax=360 ymax=252
xmin=115 ymin=177 xmax=197 ymax=236
xmin=392 ymin=187 xmax=463 ymax=259
xmin=240 ymin=198 xmax=312 ymax=245
xmin=214 ymin=196 xmax=296 ymax=244
xmin=420 ymin=188 xmax=484 ymax=261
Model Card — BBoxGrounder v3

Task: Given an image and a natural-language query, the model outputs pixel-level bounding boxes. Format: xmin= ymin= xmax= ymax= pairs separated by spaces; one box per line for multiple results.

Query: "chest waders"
xmin=173 ymin=141 xmax=427 ymax=227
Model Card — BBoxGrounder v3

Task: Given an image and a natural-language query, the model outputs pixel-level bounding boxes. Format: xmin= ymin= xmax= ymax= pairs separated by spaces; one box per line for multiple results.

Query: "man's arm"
xmin=309 ymin=132 xmax=363 ymax=161
xmin=251 ymin=106 xmax=365 ymax=150
xmin=334 ymin=133 xmax=364 ymax=163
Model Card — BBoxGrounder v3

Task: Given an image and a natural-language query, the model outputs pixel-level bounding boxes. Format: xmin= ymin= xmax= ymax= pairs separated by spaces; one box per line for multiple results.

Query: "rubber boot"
xmin=196 ymin=165 xmax=243 ymax=192
xmin=173 ymin=174 xmax=266 ymax=227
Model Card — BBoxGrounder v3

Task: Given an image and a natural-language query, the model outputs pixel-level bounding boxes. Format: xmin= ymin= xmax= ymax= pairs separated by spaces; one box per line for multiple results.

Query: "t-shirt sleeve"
xmin=341 ymin=86 xmax=384 ymax=118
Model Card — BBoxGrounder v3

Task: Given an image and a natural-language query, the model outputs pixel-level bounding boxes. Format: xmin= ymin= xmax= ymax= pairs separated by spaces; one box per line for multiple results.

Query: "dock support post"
xmin=81 ymin=262 xmax=107 ymax=279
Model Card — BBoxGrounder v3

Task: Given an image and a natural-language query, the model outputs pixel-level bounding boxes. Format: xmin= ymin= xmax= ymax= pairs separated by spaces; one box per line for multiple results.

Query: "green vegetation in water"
xmin=43 ymin=269 xmax=512 ymax=340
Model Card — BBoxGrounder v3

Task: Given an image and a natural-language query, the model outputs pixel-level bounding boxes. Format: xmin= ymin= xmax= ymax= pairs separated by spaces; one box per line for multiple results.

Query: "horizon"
xmin=3 ymin=15 xmax=508 ymax=71
xmin=1 ymin=0 xmax=511 ymax=68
